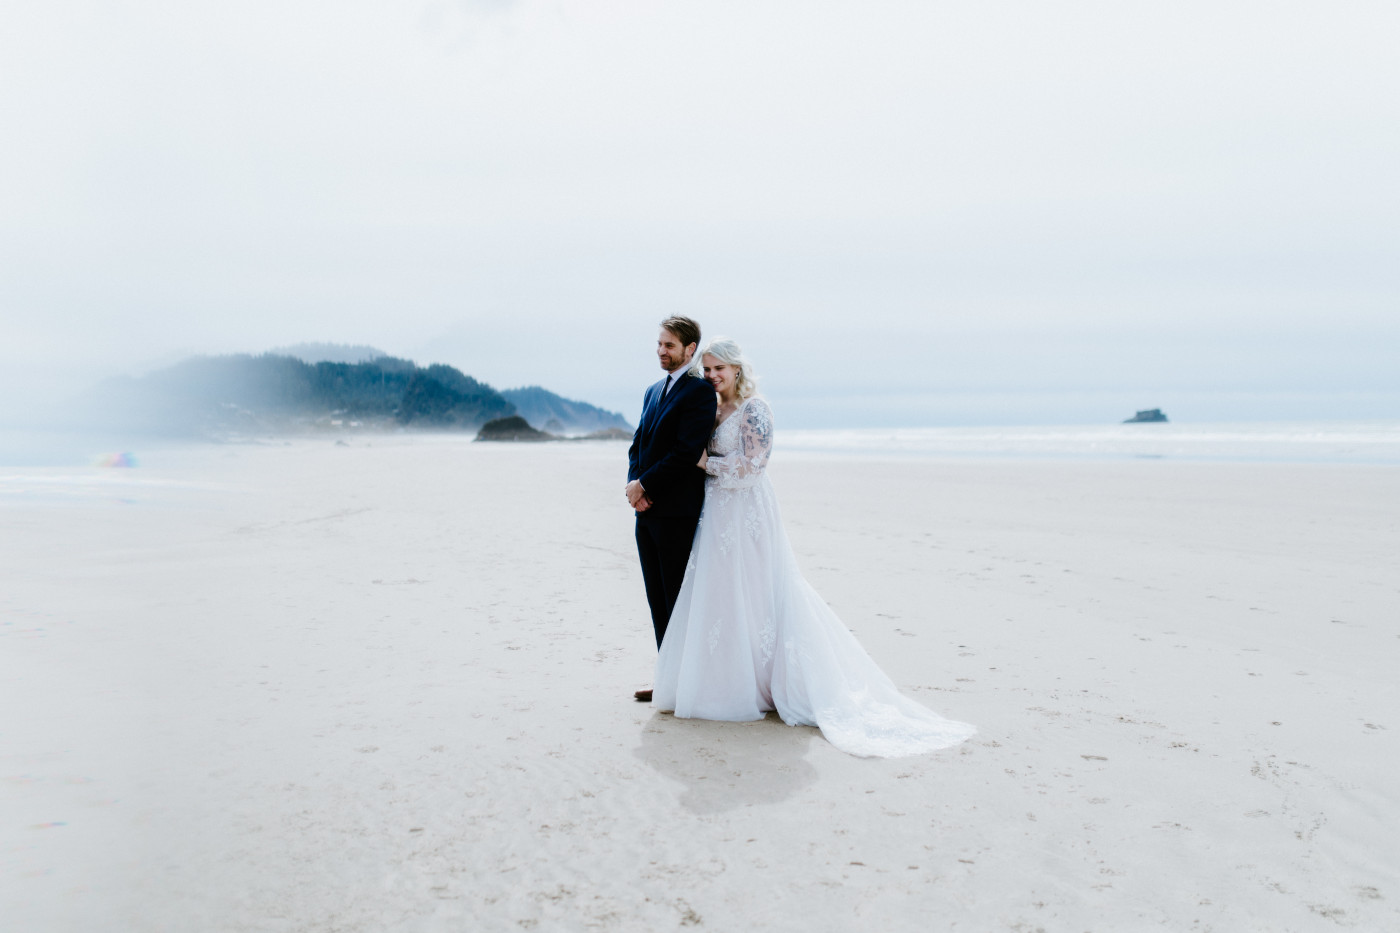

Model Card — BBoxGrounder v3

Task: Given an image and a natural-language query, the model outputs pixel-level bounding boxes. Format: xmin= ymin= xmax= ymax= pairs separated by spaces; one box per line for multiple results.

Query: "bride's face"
xmin=702 ymin=354 xmax=736 ymax=397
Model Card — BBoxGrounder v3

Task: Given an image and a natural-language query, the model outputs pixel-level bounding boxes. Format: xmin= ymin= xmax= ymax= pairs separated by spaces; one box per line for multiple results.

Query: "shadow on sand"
xmin=633 ymin=711 xmax=821 ymax=814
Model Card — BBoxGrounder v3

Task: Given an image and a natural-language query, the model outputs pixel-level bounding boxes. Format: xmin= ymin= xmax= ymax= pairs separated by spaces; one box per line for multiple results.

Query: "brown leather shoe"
xmin=634 ymin=688 xmax=653 ymax=702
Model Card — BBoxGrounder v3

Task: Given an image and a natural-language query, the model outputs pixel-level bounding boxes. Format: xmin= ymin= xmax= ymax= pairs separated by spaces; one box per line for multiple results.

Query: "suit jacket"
xmin=627 ymin=370 xmax=717 ymax=519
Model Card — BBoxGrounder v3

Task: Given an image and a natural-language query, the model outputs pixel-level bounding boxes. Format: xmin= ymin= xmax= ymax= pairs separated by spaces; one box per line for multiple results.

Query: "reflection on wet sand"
xmin=634 ymin=712 xmax=820 ymax=814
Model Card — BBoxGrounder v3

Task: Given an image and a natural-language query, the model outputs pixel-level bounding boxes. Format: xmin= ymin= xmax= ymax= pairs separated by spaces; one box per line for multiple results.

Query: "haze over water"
xmin=782 ymin=421 xmax=1400 ymax=465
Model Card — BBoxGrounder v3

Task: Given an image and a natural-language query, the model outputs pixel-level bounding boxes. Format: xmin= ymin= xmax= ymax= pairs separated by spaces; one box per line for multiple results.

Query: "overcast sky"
xmin=2 ymin=0 xmax=1397 ymax=426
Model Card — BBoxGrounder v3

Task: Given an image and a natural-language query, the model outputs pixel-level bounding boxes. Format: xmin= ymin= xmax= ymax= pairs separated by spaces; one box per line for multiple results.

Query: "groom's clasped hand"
xmin=624 ymin=480 xmax=651 ymax=513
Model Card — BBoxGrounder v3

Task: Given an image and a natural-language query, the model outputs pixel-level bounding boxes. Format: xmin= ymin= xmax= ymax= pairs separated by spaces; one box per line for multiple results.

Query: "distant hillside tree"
xmin=397 ymin=367 xmax=513 ymax=427
xmin=271 ymin=342 xmax=388 ymax=364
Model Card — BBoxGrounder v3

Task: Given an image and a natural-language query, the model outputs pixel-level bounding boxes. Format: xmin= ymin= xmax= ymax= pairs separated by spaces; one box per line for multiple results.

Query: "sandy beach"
xmin=2 ymin=436 xmax=1396 ymax=931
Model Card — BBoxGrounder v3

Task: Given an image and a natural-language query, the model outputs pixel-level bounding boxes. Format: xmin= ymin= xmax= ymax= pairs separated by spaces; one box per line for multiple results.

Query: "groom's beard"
xmin=659 ymin=349 xmax=693 ymax=373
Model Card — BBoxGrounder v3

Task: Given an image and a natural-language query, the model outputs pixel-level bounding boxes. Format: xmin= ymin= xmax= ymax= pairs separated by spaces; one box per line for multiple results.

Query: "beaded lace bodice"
xmin=704 ymin=397 xmax=773 ymax=489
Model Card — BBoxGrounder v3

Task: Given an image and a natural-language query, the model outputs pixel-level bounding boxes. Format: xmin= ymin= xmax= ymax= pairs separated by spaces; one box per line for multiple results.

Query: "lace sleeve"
xmin=703 ymin=398 xmax=773 ymax=488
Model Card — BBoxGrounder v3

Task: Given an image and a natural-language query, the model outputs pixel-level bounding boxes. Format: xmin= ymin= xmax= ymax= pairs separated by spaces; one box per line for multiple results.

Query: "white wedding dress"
xmin=652 ymin=396 xmax=976 ymax=758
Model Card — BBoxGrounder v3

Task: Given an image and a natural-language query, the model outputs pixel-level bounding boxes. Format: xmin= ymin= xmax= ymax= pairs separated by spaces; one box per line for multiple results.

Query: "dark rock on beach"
xmin=475 ymin=416 xmax=553 ymax=442
xmin=473 ymin=419 xmax=632 ymax=443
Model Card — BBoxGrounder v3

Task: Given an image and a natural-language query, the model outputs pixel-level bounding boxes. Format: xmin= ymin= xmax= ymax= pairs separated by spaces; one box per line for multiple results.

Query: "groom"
xmin=626 ymin=316 xmax=717 ymax=702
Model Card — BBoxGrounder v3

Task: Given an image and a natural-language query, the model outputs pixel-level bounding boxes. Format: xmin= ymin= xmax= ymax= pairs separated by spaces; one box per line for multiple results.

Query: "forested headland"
xmin=77 ymin=353 xmax=631 ymax=438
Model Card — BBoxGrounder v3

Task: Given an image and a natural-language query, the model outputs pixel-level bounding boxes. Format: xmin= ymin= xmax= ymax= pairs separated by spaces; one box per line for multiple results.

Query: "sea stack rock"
xmin=1123 ymin=408 xmax=1168 ymax=423
xmin=475 ymin=416 xmax=553 ymax=441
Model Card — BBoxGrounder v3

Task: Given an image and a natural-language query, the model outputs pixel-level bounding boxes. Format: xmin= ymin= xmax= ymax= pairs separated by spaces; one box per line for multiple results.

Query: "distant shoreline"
xmin=5 ymin=419 xmax=1399 ymax=469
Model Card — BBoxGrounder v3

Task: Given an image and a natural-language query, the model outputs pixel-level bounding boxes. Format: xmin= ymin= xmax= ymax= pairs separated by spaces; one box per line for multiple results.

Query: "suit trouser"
xmin=635 ymin=513 xmax=701 ymax=649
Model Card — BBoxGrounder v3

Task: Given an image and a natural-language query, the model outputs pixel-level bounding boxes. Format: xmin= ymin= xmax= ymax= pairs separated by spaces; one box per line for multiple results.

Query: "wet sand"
xmin=2 ymin=437 xmax=1396 ymax=930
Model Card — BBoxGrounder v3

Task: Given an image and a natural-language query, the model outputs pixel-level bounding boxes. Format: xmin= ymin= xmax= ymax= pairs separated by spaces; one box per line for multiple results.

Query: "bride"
xmin=652 ymin=338 xmax=976 ymax=758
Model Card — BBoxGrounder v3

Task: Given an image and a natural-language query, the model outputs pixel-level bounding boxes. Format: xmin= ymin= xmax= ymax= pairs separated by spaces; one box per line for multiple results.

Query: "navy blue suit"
xmin=628 ymin=370 xmax=717 ymax=648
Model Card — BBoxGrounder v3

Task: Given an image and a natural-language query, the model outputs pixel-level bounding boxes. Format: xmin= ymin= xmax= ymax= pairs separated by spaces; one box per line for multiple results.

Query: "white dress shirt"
xmin=661 ymin=364 xmax=689 ymax=396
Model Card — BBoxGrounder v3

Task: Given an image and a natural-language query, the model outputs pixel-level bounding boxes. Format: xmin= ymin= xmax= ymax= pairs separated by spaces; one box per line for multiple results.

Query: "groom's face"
xmin=656 ymin=328 xmax=696 ymax=373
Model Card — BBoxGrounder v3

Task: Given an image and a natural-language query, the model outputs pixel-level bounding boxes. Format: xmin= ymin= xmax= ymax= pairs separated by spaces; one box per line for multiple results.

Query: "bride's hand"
xmin=697 ymin=451 xmax=708 ymax=469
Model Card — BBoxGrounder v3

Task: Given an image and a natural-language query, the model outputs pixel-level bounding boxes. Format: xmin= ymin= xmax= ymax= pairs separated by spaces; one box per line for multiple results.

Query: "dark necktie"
xmin=663 ymin=373 xmax=674 ymax=396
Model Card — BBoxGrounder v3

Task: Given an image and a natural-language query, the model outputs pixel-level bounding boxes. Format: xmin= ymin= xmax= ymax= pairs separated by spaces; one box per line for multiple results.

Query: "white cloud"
xmin=1 ymin=0 xmax=1396 ymax=423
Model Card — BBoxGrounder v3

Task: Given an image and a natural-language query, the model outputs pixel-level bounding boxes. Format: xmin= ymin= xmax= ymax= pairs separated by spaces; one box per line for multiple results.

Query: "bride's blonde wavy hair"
xmin=700 ymin=337 xmax=758 ymax=400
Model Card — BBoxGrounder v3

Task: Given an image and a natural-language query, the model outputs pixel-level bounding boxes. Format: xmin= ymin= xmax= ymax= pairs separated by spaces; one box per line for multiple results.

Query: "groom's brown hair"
xmin=660 ymin=315 xmax=701 ymax=351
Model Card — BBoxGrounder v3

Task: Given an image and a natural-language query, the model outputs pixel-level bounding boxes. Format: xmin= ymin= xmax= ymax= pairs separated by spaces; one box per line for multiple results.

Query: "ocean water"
xmin=2 ymin=422 xmax=1397 ymax=511
xmin=779 ymin=421 xmax=1400 ymax=465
